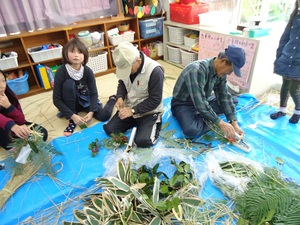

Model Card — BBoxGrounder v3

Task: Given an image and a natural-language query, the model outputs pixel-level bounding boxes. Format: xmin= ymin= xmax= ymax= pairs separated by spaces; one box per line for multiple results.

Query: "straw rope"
xmin=0 ymin=162 xmax=41 ymax=209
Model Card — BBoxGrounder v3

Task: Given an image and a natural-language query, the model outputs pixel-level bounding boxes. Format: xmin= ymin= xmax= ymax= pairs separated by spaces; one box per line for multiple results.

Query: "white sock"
xmin=279 ymin=107 xmax=287 ymax=113
xmin=294 ymin=109 xmax=300 ymax=115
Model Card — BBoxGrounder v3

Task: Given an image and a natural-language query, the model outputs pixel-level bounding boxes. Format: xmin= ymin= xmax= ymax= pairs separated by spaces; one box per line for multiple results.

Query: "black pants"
xmin=0 ymin=122 xmax=48 ymax=150
xmin=62 ymin=79 xmax=115 ymax=121
xmin=103 ymin=112 xmax=162 ymax=148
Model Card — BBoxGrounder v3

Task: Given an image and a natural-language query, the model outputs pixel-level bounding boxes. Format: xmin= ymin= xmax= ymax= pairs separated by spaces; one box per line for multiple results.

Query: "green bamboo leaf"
xmin=102 ymin=193 xmax=117 ymax=213
xmin=131 ymin=211 xmax=143 ymax=223
xmin=131 ymin=188 xmax=159 ymax=216
xmin=84 ymin=207 xmax=101 ymax=220
xmin=109 ymin=177 xmax=130 ymax=192
xmin=152 ymin=177 xmax=160 ymax=204
xmin=62 ymin=222 xmax=82 ymax=225
xmin=82 ymin=219 xmax=91 ymax=225
xmin=74 ymin=210 xmax=87 ymax=222
xmin=92 ymin=197 xmax=103 ymax=211
xmin=124 ymin=204 xmax=133 ymax=221
xmin=149 ymin=216 xmax=161 ymax=225
xmin=181 ymin=197 xmax=205 ymax=206
xmin=131 ymin=183 xmax=146 ymax=189
xmin=86 ymin=214 xmax=99 ymax=225
xmin=117 ymin=160 xmax=126 ymax=182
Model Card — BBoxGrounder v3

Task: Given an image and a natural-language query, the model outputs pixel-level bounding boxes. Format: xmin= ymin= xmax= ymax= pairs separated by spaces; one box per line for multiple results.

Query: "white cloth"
xmin=65 ymin=64 xmax=84 ymax=81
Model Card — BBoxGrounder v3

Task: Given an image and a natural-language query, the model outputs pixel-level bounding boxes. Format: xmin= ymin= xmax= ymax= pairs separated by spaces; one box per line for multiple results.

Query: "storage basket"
xmin=28 ymin=44 xmax=62 ymax=63
xmin=7 ymin=72 xmax=29 ymax=95
xmin=170 ymin=2 xmax=209 ymax=24
xmin=167 ymin=45 xmax=181 ymax=64
xmin=184 ymin=32 xmax=199 ymax=47
xmin=139 ymin=17 xmax=164 ymax=39
xmin=0 ymin=52 xmax=18 ymax=70
xmin=86 ymin=50 xmax=108 ymax=73
xmin=167 ymin=26 xmax=189 ymax=45
xmin=180 ymin=49 xmax=198 ymax=67
xmin=108 ymin=32 xmax=135 ymax=45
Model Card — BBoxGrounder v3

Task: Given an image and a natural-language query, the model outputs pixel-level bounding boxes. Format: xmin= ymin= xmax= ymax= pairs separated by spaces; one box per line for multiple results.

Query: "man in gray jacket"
xmin=103 ymin=42 xmax=164 ymax=147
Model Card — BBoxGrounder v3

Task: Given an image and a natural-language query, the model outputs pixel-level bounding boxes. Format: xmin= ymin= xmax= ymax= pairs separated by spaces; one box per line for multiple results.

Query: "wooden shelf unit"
xmin=0 ymin=15 xmax=164 ymax=99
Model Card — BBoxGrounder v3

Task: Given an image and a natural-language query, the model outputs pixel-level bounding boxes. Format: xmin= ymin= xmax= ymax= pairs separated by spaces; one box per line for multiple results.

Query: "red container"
xmin=180 ymin=0 xmax=196 ymax=4
xmin=170 ymin=2 xmax=209 ymax=24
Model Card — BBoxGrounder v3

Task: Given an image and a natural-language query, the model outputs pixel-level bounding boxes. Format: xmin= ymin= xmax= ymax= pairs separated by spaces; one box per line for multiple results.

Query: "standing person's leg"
xmin=61 ymin=79 xmax=78 ymax=136
xmin=288 ymin=80 xmax=300 ymax=124
xmin=93 ymin=95 xmax=116 ymax=121
xmin=0 ymin=129 xmax=12 ymax=150
xmin=271 ymin=78 xmax=291 ymax=119
xmin=134 ymin=113 xmax=162 ymax=148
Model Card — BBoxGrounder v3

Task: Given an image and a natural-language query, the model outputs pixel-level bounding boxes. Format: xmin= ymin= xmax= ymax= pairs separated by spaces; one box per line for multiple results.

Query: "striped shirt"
xmin=172 ymin=58 xmax=236 ymax=124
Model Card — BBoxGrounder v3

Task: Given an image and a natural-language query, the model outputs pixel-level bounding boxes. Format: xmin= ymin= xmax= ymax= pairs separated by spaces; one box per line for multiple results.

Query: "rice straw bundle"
xmin=0 ymin=162 xmax=41 ymax=209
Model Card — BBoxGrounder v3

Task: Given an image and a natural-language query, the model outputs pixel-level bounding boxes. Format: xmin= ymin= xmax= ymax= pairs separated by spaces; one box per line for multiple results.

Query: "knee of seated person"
xmin=63 ymin=79 xmax=76 ymax=90
xmin=182 ymin=127 xmax=201 ymax=137
xmin=134 ymin=137 xmax=154 ymax=148
xmin=103 ymin=124 xmax=112 ymax=135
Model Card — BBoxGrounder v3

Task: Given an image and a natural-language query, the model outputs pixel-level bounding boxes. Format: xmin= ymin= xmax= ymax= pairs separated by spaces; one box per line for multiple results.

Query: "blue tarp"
xmin=0 ymin=94 xmax=299 ymax=224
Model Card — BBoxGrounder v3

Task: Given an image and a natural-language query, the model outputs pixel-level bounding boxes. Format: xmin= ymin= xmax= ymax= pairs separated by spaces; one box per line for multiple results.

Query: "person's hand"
xmin=115 ymin=97 xmax=124 ymax=110
xmin=0 ymin=93 xmax=11 ymax=109
xmin=83 ymin=112 xmax=94 ymax=124
xmin=11 ymin=124 xmax=30 ymax=139
xmin=218 ymin=120 xmax=236 ymax=141
xmin=71 ymin=114 xmax=85 ymax=126
xmin=231 ymin=120 xmax=244 ymax=137
xmin=118 ymin=107 xmax=133 ymax=120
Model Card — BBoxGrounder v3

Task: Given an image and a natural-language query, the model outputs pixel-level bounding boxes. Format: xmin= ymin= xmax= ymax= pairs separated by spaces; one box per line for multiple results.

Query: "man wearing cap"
xmin=103 ymin=42 xmax=164 ymax=148
xmin=171 ymin=45 xmax=245 ymax=140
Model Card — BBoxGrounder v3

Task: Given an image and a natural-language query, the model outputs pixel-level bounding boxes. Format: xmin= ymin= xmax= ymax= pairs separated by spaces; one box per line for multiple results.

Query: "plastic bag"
xmin=15 ymin=144 xmax=32 ymax=164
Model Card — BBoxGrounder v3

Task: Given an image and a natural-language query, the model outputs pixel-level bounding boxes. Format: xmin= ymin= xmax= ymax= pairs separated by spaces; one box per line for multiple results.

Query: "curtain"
xmin=0 ymin=0 xmax=119 ymax=37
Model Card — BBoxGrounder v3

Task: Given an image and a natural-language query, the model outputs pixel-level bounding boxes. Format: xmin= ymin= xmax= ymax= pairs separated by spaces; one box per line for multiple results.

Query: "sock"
xmin=289 ymin=110 xmax=300 ymax=124
xmin=279 ymin=107 xmax=287 ymax=113
xmin=64 ymin=120 xmax=76 ymax=136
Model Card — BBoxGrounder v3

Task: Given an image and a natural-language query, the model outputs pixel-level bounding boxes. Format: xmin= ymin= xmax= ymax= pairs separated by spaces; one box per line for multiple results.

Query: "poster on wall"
xmin=198 ymin=32 xmax=225 ymax=60
xmin=198 ymin=31 xmax=259 ymax=93
xmin=224 ymin=36 xmax=258 ymax=91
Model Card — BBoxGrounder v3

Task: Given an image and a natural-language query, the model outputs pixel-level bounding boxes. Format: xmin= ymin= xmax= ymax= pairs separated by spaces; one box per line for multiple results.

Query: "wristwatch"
xmin=131 ymin=108 xmax=135 ymax=115
xmin=229 ymin=119 xmax=236 ymax=124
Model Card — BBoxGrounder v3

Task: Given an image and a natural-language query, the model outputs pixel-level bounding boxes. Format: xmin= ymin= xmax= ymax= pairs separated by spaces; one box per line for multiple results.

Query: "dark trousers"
xmin=103 ymin=112 xmax=162 ymax=148
xmin=0 ymin=122 xmax=48 ymax=150
xmin=171 ymin=95 xmax=238 ymax=137
xmin=280 ymin=77 xmax=300 ymax=110
xmin=62 ymin=79 xmax=115 ymax=121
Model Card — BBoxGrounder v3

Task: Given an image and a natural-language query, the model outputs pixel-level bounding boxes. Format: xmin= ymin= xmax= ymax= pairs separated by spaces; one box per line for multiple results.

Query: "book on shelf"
xmin=45 ymin=66 xmax=54 ymax=87
xmin=35 ymin=64 xmax=51 ymax=90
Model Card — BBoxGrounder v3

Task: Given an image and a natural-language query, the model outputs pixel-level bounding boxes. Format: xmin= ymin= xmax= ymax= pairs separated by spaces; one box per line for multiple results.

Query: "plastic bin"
xmin=108 ymin=32 xmax=135 ymax=45
xmin=86 ymin=50 xmax=108 ymax=73
xmin=184 ymin=32 xmax=199 ymax=47
xmin=139 ymin=17 xmax=164 ymax=39
xmin=0 ymin=52 xmax=18 ymax=70
xmin=28 ymin=44 xmax=63 ymax=63
xmin=170 ymin=2 xmax=209 ymax=24
xmin=167 ymin=45 xmax=181 ymax=64
xmin=180 ymin=49 xmax=198 ymax=67
xmin=7 ymin=72 xmax=29 ymax=95
xmin=167 ymin=26 xmax=189 ymax=45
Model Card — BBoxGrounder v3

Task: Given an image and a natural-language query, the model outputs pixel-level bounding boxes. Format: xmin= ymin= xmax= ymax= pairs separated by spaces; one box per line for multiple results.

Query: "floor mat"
xmin=0 ymin=94 xmax=299 ymax=224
